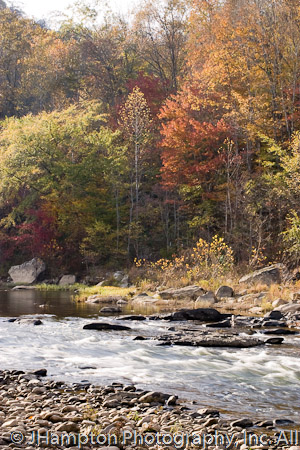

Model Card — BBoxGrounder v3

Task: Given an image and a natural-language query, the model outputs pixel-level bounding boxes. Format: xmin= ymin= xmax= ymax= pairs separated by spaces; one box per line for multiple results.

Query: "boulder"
xmin=264 ymin=310 xmax=284 ymax=320
xmin=8 ymin=258 xmax=45 ymax=284
xmin=195 ymin=291 xmax=217 ymax=306
xmin=159 ymin=285 xmax=205 ymax=300
xmin=158 ymin=334 xmax=265 ymax=348
xmin=163 ymin=308 xmax=223 ymax=322
xmin=275 ymin=303 xmax=300 ymax=313
xmin=239 ymin=264 xmax=284 ymax=286
xmin=83 ymin=323 xmax=131 ymax=331
xmin=138 ymin=391 xmax=170 ymax=404
xmin=265 ymin=337 xmax=284 ymax=345
xmin=230 ymin=418 xmax=253 ymax=428
xmin=131 ymin=293 xmax=159 ymax=305
xmin=59 ymin=275 xmax=76 ymax=286
xmin=14 ymin=318 xmax=43 ymax=326
xmin=249 ymin=306 xmax=263 ymax=315
xmin=215 ymin=286 xmax=234 ymax=298
xmin=113 ymin=271 xmax=130 ymax=288
xmin=86 ymin=295 xmax=123 ymax=304
xmin=290 ymin=291 xmax=300 ymax=302
xmin=272 ymin=298 xmax=287 ymax=308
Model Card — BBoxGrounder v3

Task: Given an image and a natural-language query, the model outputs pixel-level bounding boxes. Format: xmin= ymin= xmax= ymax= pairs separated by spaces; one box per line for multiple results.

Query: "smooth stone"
xmin=83 ymin=323 xmax=131 ymax=331
xmin=216 ymin=286 xmax=234 ymax=298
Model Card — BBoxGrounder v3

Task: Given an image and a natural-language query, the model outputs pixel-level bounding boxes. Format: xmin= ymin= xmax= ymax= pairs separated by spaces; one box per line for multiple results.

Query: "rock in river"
xmin=163 ymin=307 xmax=223 ymax=322
xmin=83 ymin=323 xmax=131 ymax=331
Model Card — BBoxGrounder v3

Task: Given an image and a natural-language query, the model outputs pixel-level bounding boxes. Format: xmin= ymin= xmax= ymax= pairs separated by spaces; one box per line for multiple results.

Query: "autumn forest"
xmin=1 ymin=0 xmax=300 ymax=276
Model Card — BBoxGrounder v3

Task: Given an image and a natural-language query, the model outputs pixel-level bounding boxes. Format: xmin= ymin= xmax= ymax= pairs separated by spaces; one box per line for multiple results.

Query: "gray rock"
xmin=159 ymin=335 xmax=264 ymax=348
xmin=239 ymin=264 xmax=284 ymax=286
xmin=275 ymin=303 xmax=300 ymax=313
xmin=206 ymin=319 xmax=231 ymax=328
xmin=138 ymin=391 xmax=169 ymax=404
xmin=164 ymin=308 xmax=223 ymax=322
xmin=100 ymin=307 xmax=122 ymax=313
xmin=262 ymin=320 xmax=286 ymax=327
xmin=117 ymin=315 xmax=146 ymax=321
xmin=159 ymin=285 xmax=205 ymax=300
xmin=132 ymin=293 xmax=159 ymax=305
xmin=86 ymin=295 xmax=123 ymax=304
xmin=264 ymin=310 xmax=284 ymax=320
xmin=59 ymin=274 xmax=76 ymax=286
xmin=230 ymin=418 xmax=253 ymax=428
xmin=14 ymin=318 xmax=43 ymax=326
xmin=8 ymin=258 xmax=46 ymax=284
xmin=263 ymin=328 xmax=296 ymax=335
xmin=113 ymin=271 xmax=130 ymax=287
xmin=11 ymin=285 xmax=37 ymax=291
xmin=195 ymin=291 xmax=217 ymax=306
xmin=83 ymin=323 xmax=131 ymax=331
xmin=272 ymin=298 xmax=287 ymax=308
xmin=216 ymin=286 xmax=234 ymax=298
xmin=265 ymin=337 xmax=284 ymax=344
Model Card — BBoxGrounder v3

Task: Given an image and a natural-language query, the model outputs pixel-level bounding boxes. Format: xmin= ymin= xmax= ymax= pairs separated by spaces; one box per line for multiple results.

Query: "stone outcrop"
xmin=157 ymin=334 xmax=276 ymax=348
xmin=131 ymin=293 xmax=159 ymax=305
xmin=195 ymin=291 xmax=217 ymax=306
xmin=8 ymin=258 xmax=46 ymax=284
xmin=59 ymin=275 xmax=76 ymax=286
xmin=239 ymin=264 xmax=284 ymax=286
xmin=162 ymin=308 xmax=223 ymax=322
xmin=159 ymin=285 xmax=205 ymax=300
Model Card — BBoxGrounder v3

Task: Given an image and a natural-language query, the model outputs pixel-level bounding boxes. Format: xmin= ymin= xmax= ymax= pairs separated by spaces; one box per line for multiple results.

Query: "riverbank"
xmin=0 ymin=369 xmax=298 ymax=450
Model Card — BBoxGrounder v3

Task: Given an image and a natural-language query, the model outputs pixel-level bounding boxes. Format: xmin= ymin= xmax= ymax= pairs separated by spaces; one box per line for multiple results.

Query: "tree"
xmin=0 ymin=101 xmax=123 ymax=271
xmin=134 ymin=0 xmax=187 ymax=93
xmin=119 ymin=87 xmax=152 ymax=256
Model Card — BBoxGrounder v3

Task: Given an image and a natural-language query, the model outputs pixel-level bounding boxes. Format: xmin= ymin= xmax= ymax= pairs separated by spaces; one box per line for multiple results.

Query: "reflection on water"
xmin=0 ymin=288 xmax=161 ymax=318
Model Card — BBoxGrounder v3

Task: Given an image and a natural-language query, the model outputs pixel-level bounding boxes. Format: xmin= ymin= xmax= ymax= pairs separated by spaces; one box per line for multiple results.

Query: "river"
xmin=0 ymin=288 xmax=299 ymax=423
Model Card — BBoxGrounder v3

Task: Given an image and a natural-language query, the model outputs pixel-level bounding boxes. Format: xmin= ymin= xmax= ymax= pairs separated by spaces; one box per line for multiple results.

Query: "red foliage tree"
xmin=159 ymin=83 xmax=231 ymax=191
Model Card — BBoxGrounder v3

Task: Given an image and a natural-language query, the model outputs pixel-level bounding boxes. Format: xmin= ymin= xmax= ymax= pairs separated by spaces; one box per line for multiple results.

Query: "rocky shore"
xmin=0 ymin=370 xmax=298 ymax=450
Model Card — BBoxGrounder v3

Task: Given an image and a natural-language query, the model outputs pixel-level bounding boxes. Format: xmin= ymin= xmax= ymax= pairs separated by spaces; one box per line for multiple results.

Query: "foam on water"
xmin=0 ymin=315 xmax=299 ymax=421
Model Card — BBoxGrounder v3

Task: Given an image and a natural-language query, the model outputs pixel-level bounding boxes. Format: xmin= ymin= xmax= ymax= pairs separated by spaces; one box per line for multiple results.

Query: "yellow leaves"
xmin=134 ymin=235 xmax=234 ymax=281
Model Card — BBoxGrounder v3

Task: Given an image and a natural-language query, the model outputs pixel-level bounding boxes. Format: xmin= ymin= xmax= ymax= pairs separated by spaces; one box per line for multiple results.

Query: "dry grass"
xmin=74 ymin=285 xmax=135 ymax=302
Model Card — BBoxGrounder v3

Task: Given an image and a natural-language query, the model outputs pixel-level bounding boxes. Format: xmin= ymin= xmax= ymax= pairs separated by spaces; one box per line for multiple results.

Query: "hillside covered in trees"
xmin=0 ymin=0 xmax=300 ymax=276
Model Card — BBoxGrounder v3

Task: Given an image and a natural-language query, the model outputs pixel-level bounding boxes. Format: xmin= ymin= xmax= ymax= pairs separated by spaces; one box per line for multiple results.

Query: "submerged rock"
xmin=117 ymin=315 xmax=147 ymax=321
xmin=86 ymin=295 xmax=123 ymax=304
xmin=11 ymin=285 xmax=37 ymax=291
xmin=100 ymin=307 xmax=122 ymax=313
xmin=83 ymin=323 xmax=131 ymax=331
xmin=13 ymin=318 xmax=43 ymax=326
xmin=157 ymin=334 xmax=265 ymax=348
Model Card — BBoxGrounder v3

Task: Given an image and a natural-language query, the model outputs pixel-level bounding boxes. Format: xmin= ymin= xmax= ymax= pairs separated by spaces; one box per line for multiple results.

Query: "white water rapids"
xmin=0 ymin=314 xmax=299 ymax=422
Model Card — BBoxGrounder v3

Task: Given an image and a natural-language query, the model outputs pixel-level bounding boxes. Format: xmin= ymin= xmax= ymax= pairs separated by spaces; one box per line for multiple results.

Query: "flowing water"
xmin=0 ymin=288 xmax=299 ymax=422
